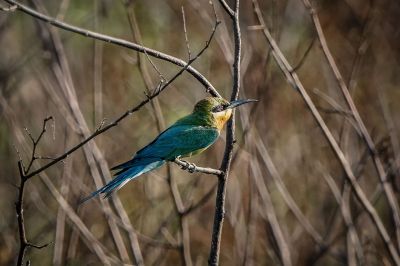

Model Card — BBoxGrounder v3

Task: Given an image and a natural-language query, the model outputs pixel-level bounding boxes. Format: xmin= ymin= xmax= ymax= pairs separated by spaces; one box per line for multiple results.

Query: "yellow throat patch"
xmin=212 ymin=109 xmax=233 ymax=131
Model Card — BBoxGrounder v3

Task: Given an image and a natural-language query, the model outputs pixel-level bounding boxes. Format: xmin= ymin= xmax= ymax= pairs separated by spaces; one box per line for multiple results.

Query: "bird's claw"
xmin=187 ymin=162 xmax=196 ymax=173
xmin=179 ymin=160 xmax=197 ymax=173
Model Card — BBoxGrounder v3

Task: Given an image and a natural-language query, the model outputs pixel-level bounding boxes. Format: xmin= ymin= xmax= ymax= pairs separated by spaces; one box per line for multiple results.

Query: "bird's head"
xmin=193 ymin=97 xmax=257 ymax=130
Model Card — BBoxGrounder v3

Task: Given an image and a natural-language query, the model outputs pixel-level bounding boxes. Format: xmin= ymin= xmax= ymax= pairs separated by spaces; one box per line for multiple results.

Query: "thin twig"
xmin=301 ymin=0 xmax=400 ymax=252
xmin=252 ymin=0 xmax=400 ymax=263
xmin=253 ymin=130 xmax=324 ymax=247
xmin=292 ymin=37 xmax=315 ymax=72
xmin=126 ymin=7 xmax=194 ymax=264
xmin=2 ymin=0 xmax=221 ymax=98
xmin=22 ymin=19 xmax=220 ymax=181
xmin=15 ymin=115 xmax=54 ymax=266
xmin=24 ymin=116 xmax=53 ymax=173
xmin=11 ymin=4 xmax=220 ymax=265
xmin=318 ymin=166 xmax=365 ymax=265
xmin=40 ymin=174 xmax=113 ymax=265
xmin=30 ymin=0 xmax=132 ymax=261
xmin=250 ymin=160 xmax=292 ymax=266
xmin=181 ymin=6 xmax=192 ymax=60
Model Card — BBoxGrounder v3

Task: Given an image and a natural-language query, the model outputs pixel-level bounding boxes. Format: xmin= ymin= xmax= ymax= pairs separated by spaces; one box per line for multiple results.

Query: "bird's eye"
xmin=212 ymin=105 xmax=224 ymax=113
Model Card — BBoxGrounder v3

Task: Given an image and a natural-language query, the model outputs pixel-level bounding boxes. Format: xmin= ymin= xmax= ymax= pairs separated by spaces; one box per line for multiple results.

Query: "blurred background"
xmin=1 ymin=0 xmax=400 ymax=265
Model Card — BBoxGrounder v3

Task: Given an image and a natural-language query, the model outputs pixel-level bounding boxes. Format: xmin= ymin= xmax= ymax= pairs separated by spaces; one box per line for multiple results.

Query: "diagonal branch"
xmin=23 ymin=19 xmax=220 ymax=181
xmin=2 ymin=0 xmax=222 ymax=98
xmin=11 ymin=10 xmax=220 ymax=265
xmin=319 ymin=167 xmax=365 ymax=265
xmin=301 ymin=0 xmax=400 ymax=251
xmin=218 ymin=0 xmax=234 ymax=18
xmin=252 ymin=0 xmax=400 ymax=264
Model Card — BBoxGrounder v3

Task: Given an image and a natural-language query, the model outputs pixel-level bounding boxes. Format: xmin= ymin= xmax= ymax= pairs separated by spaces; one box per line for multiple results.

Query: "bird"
xmin=81 ymin=96 xmax=257 ymax=203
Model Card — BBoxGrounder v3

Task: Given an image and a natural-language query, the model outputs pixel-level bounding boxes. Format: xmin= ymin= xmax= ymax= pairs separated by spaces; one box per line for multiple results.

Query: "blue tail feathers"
xmin=80 ymin=159 xmax=165 ymax=204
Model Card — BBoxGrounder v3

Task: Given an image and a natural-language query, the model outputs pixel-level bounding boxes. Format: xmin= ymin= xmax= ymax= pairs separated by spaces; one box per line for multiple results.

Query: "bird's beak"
xmin=226 ymin=99 xmax=258 ymax=109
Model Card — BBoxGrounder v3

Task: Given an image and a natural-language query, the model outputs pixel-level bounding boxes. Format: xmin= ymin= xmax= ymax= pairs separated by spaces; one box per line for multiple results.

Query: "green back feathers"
xmin=175 ymin=97 xmax=229 ymax=128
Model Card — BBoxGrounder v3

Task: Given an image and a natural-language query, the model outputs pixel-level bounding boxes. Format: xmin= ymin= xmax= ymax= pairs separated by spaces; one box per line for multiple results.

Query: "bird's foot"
xmin=179 ymin=160 xmax=197 ymax=173
xmin=187 ymin=162 xmax=197 ymax=173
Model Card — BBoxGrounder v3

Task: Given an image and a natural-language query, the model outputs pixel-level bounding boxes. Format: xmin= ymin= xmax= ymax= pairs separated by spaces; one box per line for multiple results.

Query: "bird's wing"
xmin=136 ymin=125 xmax=219 ymax=160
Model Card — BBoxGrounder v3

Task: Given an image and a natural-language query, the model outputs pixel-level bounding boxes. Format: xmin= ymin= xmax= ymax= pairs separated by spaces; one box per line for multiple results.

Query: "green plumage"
xmin=82 ymin=97 xmax=229 ymax=201
xmin=175 ymin=97 xmax=230 ymax=128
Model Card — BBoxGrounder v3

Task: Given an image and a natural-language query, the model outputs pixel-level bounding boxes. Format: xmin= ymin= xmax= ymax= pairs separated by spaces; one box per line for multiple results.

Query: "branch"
xmin=15 ymin=116 xmax=52 ymax=266
xmin=292 ymin=37 xmax=315 ymax=72
xmin=208 ymin=0 xmax=241 ymax=265
xmin=40 ymin=173 xmax=113 ymax=265
xmin=181 ymin=6 xmax=192 ymax=60
xmin=173 ymin=158 xmax=224 ymax=176
xmin=301 ymin=0 xmax=400 ymax=251
xmin=24 ymin=116 xmax=53 ymax=173
xmin=253 ymin=130 xmax=324 ymax=247
xmin=319 ymin=166 xmax=365 ymax=265
xmin=252 ymin=0 xmax=400 ymax=264
xmin=2 ymin=0 xmax=222 ymax=98
xmin=23 ymin=19 xmax=220 ymax=181
xmin=250 ymin=160 xmax=292 ymax=266
xmin=12 ymin=11 xmax=220 ymax=265
xmin=217 ymin=0 xmax=234 ymax=18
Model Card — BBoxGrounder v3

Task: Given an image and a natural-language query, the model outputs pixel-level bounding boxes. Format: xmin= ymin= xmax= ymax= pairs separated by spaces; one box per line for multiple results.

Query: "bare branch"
xmin=181 ymin=6 xmax=192 ymax=60
xmin=24 ymin=116 xmax=53 ymax=173
xmin=15 ymin=116 xmax=52 ymax=266
xmin=318 ymin=165 xmax=365 ymax=265
xmin=2 ymin=0 xmax=222 ymax=98
xmin=250 ymin=160 xmax=292 ymax=266
xmin=253 ymin=130 xmax=324 ymax=247
xmin=209 ymin=0 xmax=241 ymax=265
xmin=8 ymin=3 xmax=220 ymax=264
xmin=217 ymin=0 xmax=234 ymax=18
xmin=40 ymin=174 xmax=113 ymax=265
xmin=252 ymin=0 xmax=400 ymax=263
xmin=22 ymin=19 xmax=220 ymax=181
xmin=292 ymin=37 xmax=315 ymax=72
xmin=302 ymin=0 xmax=400 ymax=252
xmin=173 ymin=158 xmax=224 ymax=176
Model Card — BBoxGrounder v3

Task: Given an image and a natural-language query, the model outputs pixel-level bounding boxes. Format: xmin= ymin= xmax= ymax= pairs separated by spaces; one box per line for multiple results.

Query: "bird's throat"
xmin=212 ymin=109 xmax=232 ymax=130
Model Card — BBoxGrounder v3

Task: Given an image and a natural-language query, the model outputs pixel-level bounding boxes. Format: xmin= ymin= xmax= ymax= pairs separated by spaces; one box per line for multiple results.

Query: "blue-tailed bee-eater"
xmin=82 ymin=97 xmax=257 ymax=202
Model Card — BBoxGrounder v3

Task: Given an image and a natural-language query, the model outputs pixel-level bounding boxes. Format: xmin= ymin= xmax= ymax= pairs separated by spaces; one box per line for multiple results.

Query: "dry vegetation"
xmin=1 ymin=0 xmax=400 ymax=265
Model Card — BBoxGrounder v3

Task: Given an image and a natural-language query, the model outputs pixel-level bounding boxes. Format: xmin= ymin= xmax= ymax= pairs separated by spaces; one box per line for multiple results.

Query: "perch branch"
xmin=173 ymin=158 xmax=224 ymax=176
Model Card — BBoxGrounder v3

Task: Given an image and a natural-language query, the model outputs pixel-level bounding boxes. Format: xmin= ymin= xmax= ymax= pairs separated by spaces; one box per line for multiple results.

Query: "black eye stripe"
xmin=212 ymin=105 xmax=224 ymax=112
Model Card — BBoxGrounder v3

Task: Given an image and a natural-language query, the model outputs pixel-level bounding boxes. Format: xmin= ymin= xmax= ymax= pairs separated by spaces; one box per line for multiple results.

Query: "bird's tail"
xmin=80 ymin=158 xmax=165 ymax=204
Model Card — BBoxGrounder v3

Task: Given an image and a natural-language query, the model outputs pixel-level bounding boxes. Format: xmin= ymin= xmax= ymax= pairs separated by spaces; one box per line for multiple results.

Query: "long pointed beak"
xmin=226 ymin=99 xmax=258 ymax=109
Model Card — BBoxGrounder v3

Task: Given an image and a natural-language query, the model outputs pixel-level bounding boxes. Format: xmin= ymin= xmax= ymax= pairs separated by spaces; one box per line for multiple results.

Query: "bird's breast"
xmin=212 ymin=109 xmax=232 ymax=130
